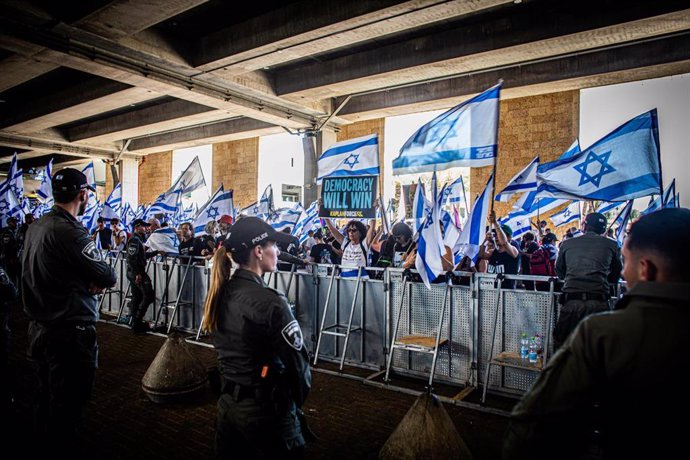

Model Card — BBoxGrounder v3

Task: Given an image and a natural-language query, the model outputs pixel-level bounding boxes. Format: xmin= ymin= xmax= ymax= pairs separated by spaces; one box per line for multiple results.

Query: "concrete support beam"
xmin=127 ymin=117 xmax=280 ymax=154
xmin=275 ymin=4 xmax=690 ymax=99
xmin=0 ymin=77 xmax=159 ymax=133
xmin=336 ymin=33 xmax=690 ymax=119
xmin=0 ymin=54 xmax=58 ymax=92
xmin=0 ymin=132 xmax=123 ymax=164
xmin=193 ymin=0 xmax=512 ymax=74
xmin=66 ymin=99 xmax=231 ymax=143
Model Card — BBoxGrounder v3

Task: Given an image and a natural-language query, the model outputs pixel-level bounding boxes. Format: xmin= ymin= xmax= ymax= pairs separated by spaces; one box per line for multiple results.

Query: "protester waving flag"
xmin=100 ymin=183 xmax=122 ymax=220
xmin=36 ymin=158 xmax=53 ymax=204
xmin=550 ymin=201 xmax=580 ymax=227
xmin=193 ymin=186 xmax=234 ymax=236
xmin=317 ymin=134 xmax=380 ymax=184
xmin=145 ymin=227 xmax=180 ymax=254
xmin=537 ymin=110 xmax=661 ymax=201
xmin=496 ymin=156 xmax=539 ymax=202
xmin=454 ymin=175 xmax=493 ymax=264
xmin=392 ymin=83 xmax=501 ymax=175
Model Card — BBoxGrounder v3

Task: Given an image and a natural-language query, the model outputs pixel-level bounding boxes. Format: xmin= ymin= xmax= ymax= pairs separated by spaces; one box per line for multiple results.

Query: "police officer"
xmin=126 ymin=219 xmax=156 ymax=332
xmin=21 ymin=168 xmax=117 ymax=455
xmin=553 ymin=212 xmax=622 ymax=349
xmin=201 ymin=217 xmax=311 ymax=459
xmin=0 ymin=216 xmax=20 ymax=284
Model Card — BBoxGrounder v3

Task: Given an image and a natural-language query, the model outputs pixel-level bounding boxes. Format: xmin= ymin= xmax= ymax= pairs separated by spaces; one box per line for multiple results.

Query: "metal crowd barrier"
xmin=99 ymin=256 xmax=621 ymax=397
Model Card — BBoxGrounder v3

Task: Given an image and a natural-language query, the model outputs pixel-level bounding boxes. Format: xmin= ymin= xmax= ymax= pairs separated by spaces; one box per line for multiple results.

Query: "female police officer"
xmin=202 ymin=217 xmax=311 ymax=459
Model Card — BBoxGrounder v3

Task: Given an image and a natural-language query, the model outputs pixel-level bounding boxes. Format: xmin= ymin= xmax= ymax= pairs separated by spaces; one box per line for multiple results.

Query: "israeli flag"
xmin=292 ymin=200 xmax=320 ymax=243
xmin=100 ymin=183 xmax=122 ymax=220
xmin=596 ymin=201 xmax=622 ymax=215
xmin=537 ymin=110 xmax=661 ymax=202
xmin=412 ymin=179 xmax=431 ymax=238
xmin=145 ymin=227 xmax=180 ymax=254
xmin=121 ymin=202 xmax=136 ymax=229
xmin=392 ymin=83 xmax=501 ymax=175
xmin=168 ymin=156 xmax=206 ymax=196
xmin=441 ymin=209 xmax=461 ymax=264
xmin=396 ymin=185 xmax=407 ymax=223
xmin=514 ymin=141 xmax=581 ymax=212
xmin=615 ymin=200 xmax=634 ymax=247
xmin=415 ymin=173 xmax=446 ymax=288
xmin=193 ymin=186 xmax=234 ymax=236
xmin=495 ymin=156 xmax=538 ymax=202
xmin=317 ymin=134 xmax=380 ymax=184
xmin=146 ymin=190 xmax=181 ymax=217
xmin=454 ymin=175 xmax=493 ymax=263
xmin=443 ymin=175 xmax=467 ymax=210
xmin=82 ymin=162 xmax=96 ymax=190
xmin=641 ymin=179 xmax=676 ymax=215
xmin=0 ymin=187 xmax=24 ymax=223
xmin=81 ymin=200 xmax=102 ymax=232
xmin=240 ymin=201 xmax=261 ymax=218
xmin=258 ymin=184 xmax=274 ymax=216
xmin=550 ymin=201 xmax=580 ymax=227
xmin=269 ymin=204 xmax=303 ymax=232
xmin=36 ymin=158 xmax=54 ymax=204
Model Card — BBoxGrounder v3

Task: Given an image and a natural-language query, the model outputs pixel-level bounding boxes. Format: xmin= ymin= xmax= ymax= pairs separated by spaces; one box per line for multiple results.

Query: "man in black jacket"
xmin=22 ymin=168 xmax=117 ymax=455
xmin=126 ymin=219 xmax=156 ymax=332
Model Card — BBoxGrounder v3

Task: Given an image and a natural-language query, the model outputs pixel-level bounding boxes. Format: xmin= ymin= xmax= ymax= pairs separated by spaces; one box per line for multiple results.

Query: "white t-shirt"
xmin=341 ymin=239 xmax=368 ymax=268
xmin=111 ymin=227 xmax=127 ymax=252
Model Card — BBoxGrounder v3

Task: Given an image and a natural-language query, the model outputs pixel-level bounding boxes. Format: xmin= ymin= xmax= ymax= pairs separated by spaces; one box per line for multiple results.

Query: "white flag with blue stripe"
xmin=269 ymin=204 xmax=303 ymax=232
xmin=596 ymin=201 xmax=622 ymax=215
xmin=392 ymin=83 xmax=501 ymax=175
xmin=37 ymin=158 xmax=54 ymax=204
xmin=145 ymin=227 xmax=180 ymax=254
xmin=146 ymin=190 xmax=181 ymax=217
xmin=454 ymin=175 xmax=493 ymax=263
xmin=82 ymin=162 xmax=96 ymax=189
xmin=495 ymin=156 xmax=538 ymax=202
xmin=537 ymin=110 xmax=661 ymax=202
xmin=412 ymin=179 xmax=431 ymax=238
xmin=444 ymin=175 xmax=467 ymax=209
xmin=615 ymin=200 xmax=634 ymax=247
xmin=240 ymin=201 xmax=261 ymax=218
xmin=415 ymin=173 xmax=446 ymax=288
xmin=292 ymin=201 xmax=320 ymax=243
xmin=81 ymin=200 xmax=102 ymax=232
xmin=100 ymin=183 xmax=122 ymax=220
xmin=193 ymin=186 xmax=234 ymax=236
xmin=550 ymin=201 xmax=580 ymax=227
xmin=641 ymin=179 xmax=676 ymax=215
xmin=121 ymin=202 xmax=136 ymax=229
xmin=317 ymin=134 xmax=380 ymax=184
xmin=0 ymin=186 xmax=24 ymax=223
xmin=168 ymin=156 xmax=206 ymax=196
xmin=258 ymin=185 xmax=274 ymax=216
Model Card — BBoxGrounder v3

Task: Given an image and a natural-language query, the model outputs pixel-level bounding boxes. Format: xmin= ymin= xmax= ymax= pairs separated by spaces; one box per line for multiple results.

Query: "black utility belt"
xmin=561 ymin=292 xmax=608 ymax=302
xmin=222 ymin=381 xmax=270 ymax=402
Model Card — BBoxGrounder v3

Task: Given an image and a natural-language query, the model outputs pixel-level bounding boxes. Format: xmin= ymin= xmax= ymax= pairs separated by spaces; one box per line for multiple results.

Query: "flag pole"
xmin=489 ymin=81 xmax=503 ymax=218
xmin=650 ymin=109 xmax=664 ymax=209
xmin=460 ymin=175 xmax=470 ymax=223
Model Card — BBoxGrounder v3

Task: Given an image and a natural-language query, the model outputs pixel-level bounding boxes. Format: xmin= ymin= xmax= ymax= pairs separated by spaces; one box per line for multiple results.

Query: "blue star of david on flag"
xmin=0 ymin=199 xmax=9 ymax=213
xmin=573 ymin=150 xmax=616 ymax=187
xmin=343 ymin=153 xmax=360 ymax=169
xmin=206 ymin=206 xmax=219 ymax=220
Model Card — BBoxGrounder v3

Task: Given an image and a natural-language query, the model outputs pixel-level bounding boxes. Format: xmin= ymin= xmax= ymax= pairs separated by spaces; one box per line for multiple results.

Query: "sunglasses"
xmin=346 ymin=228 xmax=359 ymax=233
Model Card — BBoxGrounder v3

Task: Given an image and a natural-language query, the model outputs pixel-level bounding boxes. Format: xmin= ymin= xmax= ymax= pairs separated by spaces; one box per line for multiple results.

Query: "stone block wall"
xmin=138 ymin=150 xmax=172 ymax=204
xmin=212 ymin=138 xmax=259 ymax=208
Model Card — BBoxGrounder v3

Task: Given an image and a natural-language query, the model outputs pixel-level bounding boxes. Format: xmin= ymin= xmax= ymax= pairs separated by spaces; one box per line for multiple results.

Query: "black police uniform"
xmin=126 ymin=232 xmax=155 ymax=331
xmin=0 ymin=225 xmax=19 ymax=283
xmin=22 ymin=205 xmax=117 ymax=454
xmin=0 ymin=267 xmax=17 ymax=405
xmin=212 ymin=268 xmax=311 ymax=459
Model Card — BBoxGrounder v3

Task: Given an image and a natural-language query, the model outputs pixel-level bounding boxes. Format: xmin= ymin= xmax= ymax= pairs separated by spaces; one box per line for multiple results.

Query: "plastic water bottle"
xmin=520 ymin=333 xmax=529 ymax=359
xmin=534 ymin=334 xmax=543 ymax=357
xmin=528 ymin=336 xmax=538 ymax=363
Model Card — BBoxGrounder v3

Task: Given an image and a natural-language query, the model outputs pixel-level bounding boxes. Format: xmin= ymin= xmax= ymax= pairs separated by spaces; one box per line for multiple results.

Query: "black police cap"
xmin=224 ymin=217 xmax=293 ymax=253
xmin=132 ymin=219 xmax=151 ymax=228
xmin=52 ymin=168 xmax=95 ymax=193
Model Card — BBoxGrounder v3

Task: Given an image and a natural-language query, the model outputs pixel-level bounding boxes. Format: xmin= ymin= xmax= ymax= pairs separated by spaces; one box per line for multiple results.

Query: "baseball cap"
xmin=52 ymin=168 xmax=95 ymax=193
xmin=585 ymin=212 xmax=607 ymax=234
xmin=218 ymin=215 xmax=233 ymax=225
xmin=132 ymin=219 xmax=151 ymax=228
xmin=224 ymin=216 xmax=293 ymax=253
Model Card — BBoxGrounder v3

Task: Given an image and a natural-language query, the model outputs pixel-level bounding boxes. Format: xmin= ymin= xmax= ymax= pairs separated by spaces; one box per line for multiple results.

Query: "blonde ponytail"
xmin=202 ymin=246 xmax=232 ymax=332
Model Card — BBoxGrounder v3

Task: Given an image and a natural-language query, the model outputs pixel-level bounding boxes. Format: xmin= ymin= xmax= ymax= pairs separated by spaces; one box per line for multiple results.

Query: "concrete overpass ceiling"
xmin=1 ymin=0 xmax=689 ymax=164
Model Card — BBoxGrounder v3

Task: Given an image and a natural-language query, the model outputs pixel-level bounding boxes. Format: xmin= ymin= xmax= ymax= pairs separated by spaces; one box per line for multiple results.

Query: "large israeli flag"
xmin=36 ymin=158 xmax=53 ymax=204
xmin=317 ymin=134 xmax=380 ymax=184
xmin=269 ymin=204 xmax=304 ymax=232
xmin=550 ymin=201 xmax=580 ymax=227
xmin=0 ymin=187 xmax=24 ymax=223
xmin=193 ymin=185 xmax=234 ymax=236
xmin=537 ymin=110 xmax=661 ymax=201
xmin=392 ymin=83 xmax=501 ymax=175
xmin=495 ymin=156 xmax=538 ymax=202
xmin=454 ymin=175 xmax=493 ymax=263
xmin=145 ymin=227 xmax=180 ymax=254
xmin=146 ymin=190 xmax=181 ymax=217
xmin=100 ymin=184 xmax=122 ymax=220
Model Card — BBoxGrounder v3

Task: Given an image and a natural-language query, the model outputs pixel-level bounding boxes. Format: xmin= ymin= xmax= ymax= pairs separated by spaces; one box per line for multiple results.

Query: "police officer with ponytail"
xmin=202 ymin=217 xmax=311 ymax=459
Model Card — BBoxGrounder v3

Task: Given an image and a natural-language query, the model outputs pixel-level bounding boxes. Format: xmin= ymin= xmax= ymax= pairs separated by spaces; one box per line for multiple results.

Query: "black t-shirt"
xmin=179 ymin=238 xmax=195 ymax=263
xmin=91 ymin=227 xmax=112 ymax=250
xmin=310 ymin=243 xmax=338 ymax=265
xmin=488 ymin=240 xmax=521 ymax=288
